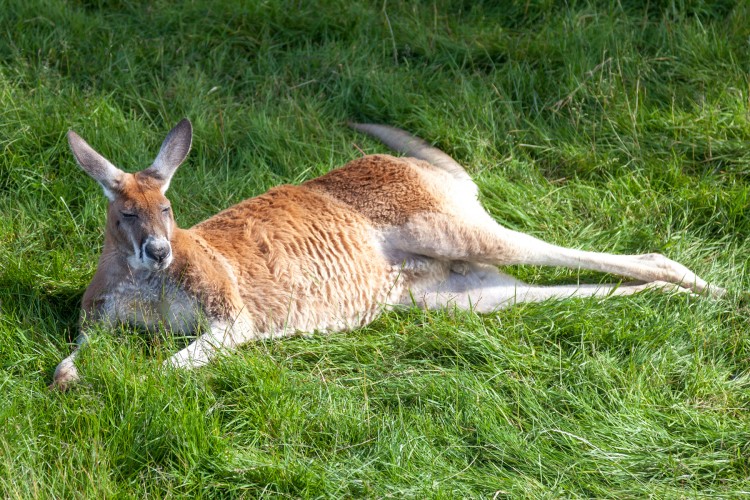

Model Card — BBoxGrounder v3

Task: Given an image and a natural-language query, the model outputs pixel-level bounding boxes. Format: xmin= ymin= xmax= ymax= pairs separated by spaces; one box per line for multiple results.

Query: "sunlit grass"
xmin=1 ymin=0 xmax=749 ymax=497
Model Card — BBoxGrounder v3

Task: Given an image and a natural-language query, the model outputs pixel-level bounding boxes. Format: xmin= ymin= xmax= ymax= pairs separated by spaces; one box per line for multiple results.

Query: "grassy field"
xmin=2 ymin=0 xmax=750 ymax=497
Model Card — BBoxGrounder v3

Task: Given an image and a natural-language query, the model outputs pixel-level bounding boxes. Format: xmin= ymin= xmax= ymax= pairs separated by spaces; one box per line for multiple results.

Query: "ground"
xmin=1 ymin=0 xmax=749 ymax=497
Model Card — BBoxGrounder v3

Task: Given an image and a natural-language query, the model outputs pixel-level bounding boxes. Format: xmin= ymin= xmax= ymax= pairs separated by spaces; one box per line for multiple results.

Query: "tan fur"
xmin=51 ymin=120 xmax=724 ymax=389
xmin=189 ymin=184 xmax=401 ymax=332
xmin=304 ymin=154 xmax=443 ymax=225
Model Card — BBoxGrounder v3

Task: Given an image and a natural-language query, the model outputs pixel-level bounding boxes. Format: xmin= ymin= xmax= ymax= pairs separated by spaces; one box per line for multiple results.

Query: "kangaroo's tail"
xmin=348 ymin=123 xmax=471 ymax=181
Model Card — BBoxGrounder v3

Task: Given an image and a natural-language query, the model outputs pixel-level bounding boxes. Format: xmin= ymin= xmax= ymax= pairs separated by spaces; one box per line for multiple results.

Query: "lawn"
xmin=1 ymin=0 xmax=749 ymax=497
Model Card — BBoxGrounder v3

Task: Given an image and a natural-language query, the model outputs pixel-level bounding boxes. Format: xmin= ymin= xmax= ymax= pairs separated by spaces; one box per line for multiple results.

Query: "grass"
xmin=1 ymin=0 xmax=750 ymax=497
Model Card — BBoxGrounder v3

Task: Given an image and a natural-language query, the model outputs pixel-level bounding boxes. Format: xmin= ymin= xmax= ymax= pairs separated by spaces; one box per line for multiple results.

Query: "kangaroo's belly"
xmin=233 ymin=220 xmax=408 ymax=334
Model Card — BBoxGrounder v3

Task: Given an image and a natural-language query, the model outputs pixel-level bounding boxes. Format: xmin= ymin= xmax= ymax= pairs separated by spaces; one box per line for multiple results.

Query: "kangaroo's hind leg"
xmin=387 ymin=212 xmax=724 ymax=298
xmin=351 ymin=123 xmax=724 ymax=297
xmin=407 ymin=262 xmax=696 ymax=312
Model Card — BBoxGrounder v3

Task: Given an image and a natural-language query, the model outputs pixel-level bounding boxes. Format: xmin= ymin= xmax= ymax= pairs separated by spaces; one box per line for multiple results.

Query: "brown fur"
xmin=188 ymin=184 xmax=398 ymax=332
xmin=304 ymin=154 xmax=443 ymax=225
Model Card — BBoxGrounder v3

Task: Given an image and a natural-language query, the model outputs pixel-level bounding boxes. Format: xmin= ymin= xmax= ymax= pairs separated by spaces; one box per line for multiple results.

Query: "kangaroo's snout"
xmin=143 ymin=238 xmax=172 ymax=267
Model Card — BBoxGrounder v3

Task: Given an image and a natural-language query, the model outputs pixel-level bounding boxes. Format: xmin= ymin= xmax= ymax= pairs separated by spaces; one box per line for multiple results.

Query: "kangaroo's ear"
xmin=67 ymin=130 xmax=125 ymax=201
xmin=142 ymin=118 xmax=192 ymax=193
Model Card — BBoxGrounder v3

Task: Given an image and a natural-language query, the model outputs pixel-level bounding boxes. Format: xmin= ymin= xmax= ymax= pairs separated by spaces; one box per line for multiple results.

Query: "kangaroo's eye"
xmin=162 ymin=207 xmax=171 ymax=214
xmin=121 ymin=212 xmax=138 ymax=219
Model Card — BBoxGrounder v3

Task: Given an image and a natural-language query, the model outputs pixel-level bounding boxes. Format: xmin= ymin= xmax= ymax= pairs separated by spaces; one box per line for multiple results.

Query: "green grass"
xmin=1 ymin=0 xmax=750 ymax=497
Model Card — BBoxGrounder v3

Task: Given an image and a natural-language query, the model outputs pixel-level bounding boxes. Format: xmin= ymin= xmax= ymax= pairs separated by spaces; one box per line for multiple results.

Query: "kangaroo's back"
xmin=304 ymin=124 xmax=482 ymax=227
xmin=303 ymin=154 xmax=446 ymax=226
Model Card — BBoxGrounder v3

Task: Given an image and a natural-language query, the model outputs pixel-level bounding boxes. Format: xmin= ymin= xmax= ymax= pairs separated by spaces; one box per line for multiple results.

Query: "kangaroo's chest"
xmin=100 ymin=275 xmax=200 ymax=334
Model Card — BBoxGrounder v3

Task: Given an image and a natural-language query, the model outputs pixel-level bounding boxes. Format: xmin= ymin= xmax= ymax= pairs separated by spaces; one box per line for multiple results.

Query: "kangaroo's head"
xmin=67 ymin=119 xmax=193 ymax=272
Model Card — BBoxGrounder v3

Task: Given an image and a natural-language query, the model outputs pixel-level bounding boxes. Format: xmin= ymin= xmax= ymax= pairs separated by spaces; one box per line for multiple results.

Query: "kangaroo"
xmin=51 ymin=119 xmax=724 ymax=389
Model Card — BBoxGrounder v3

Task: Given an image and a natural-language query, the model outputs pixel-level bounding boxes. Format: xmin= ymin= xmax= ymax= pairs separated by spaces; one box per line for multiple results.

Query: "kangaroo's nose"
xmin=144 ymin=239 xmax=171 ymax=263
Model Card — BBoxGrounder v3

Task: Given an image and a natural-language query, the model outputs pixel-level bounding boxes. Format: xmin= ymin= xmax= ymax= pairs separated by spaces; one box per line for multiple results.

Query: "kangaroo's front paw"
xmin=164 ymin=350 xmax=208 ymax=370
xmin=50 ymin=358 xmax=80 ymax=390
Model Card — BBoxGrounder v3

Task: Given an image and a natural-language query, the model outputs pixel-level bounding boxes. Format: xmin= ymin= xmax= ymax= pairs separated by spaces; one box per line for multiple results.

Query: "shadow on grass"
xmin=0 ymin=276 xmax=82 ymax=340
